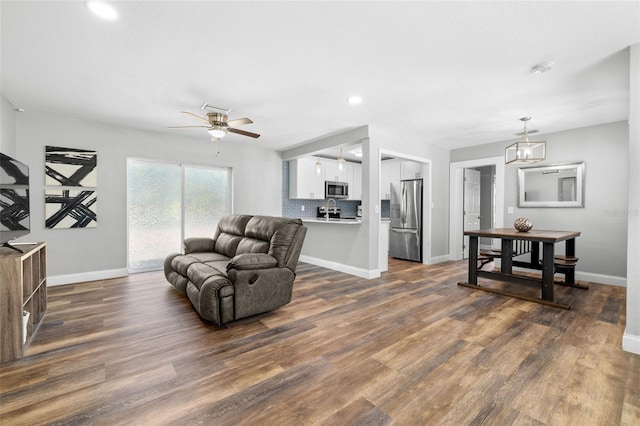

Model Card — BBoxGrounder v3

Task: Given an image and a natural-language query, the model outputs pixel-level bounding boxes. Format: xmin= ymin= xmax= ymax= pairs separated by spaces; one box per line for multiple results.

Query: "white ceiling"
xmin=2 ymin=1 xmax=639 ymax=153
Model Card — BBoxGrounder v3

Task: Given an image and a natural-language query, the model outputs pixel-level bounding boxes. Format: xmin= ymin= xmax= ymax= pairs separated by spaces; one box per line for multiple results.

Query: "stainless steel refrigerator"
xmin=389 ymin=179 xmax=423 ymax=262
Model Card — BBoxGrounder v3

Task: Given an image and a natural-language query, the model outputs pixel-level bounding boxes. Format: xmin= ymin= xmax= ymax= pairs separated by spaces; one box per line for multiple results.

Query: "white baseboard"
xmin=622 ymin=329 xmax=640 ymax=355
xmin=299 ymin=255 xmax=379 ymax=279
xmin=491 ymin=261 xmax=627 ymax=288
xmin=48 ymin=268 xmax=129 ymax=286
xmin=575 ymin=271 xmax=626 ymax=287
xmin=430 ymin=254 xmax=451 ymax=264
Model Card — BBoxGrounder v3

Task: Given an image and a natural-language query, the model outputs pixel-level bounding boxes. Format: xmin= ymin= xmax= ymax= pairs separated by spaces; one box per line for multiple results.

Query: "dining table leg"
xmin=468 ymin=235 xmax=478 ymax=285
xmin=542 ymin=242 xmax=555 ymax=301
xmin=565 ymin=238 xmax=576 ymax=284
xmin=501 ymin=238 xmax=513 ymax=274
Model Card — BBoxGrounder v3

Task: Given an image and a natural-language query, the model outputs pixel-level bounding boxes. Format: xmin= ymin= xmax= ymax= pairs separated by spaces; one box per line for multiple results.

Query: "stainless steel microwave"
xmin=325 ymin=181 xmax=349 ymax=199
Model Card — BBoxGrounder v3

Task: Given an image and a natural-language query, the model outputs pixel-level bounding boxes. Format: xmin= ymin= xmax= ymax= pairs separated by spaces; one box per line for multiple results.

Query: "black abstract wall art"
xmin=45 ymin=146 xmax=97 ymax=187
xmin=0 ymin=189 xmax=29 ymax=231
xmin=45 ymin=190 xmax=97 ymax=229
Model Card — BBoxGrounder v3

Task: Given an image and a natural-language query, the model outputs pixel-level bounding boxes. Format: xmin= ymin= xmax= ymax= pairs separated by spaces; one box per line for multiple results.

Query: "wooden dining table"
xmin=458 ymin=228 xmax=586 ymax=309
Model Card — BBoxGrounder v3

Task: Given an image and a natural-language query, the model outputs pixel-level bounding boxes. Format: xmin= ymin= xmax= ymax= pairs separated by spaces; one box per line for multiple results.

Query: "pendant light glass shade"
xmin=337 ymin=147 xmax=345 ymax=171
xmin=315 ymin=158 xmax=322 ymax=174
xmin=505 ymin=117 xmax=546 ymax=164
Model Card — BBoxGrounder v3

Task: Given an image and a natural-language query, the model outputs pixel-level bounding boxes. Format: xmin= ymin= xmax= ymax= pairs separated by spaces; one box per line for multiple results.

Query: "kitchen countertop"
xmin=301 ymin=218 xmax=362 ymax=225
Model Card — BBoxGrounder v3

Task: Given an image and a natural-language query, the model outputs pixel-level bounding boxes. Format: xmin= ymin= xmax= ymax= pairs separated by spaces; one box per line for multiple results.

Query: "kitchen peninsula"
xmin=295 ymin=216 xmax=389 ymax=278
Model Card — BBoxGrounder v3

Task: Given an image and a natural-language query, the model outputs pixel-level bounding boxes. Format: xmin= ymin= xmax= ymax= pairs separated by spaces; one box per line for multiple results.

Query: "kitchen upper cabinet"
xmin=380 ymin=159 xmax=401 ymax=200
xmin=324 ymin=158 xmax=348 ymax=183
xmin=401 ymin=161 xmax=423 ymax=180
xmin=349 ymin=162 xmax=362 ymax=201
xmin=289 ymin=157 xmax=325 ymax=199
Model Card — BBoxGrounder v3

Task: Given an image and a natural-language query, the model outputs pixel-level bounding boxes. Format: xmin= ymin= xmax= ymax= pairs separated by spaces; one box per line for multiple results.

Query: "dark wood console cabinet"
xmin=0 ymin=242 xmax=47 ymax=364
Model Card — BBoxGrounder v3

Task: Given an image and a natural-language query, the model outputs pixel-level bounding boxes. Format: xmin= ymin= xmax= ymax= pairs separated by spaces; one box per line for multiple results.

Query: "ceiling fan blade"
xmin=228 ymin=127 xmax=261 ymax=138
xmin=180 ymin=111 xmax=210 ymax=124
xmin=227 ymin=117 xmax=253 ymax=126
xmin=168 ymin=125 xmax=209 ymax=129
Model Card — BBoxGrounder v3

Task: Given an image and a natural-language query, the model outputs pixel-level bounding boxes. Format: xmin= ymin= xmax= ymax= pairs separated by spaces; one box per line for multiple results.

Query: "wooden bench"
xmin=478 ymin=248 xmax=586 ymax=287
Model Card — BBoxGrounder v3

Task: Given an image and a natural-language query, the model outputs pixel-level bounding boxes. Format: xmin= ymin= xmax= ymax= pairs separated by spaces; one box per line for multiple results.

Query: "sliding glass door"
xmin=127 ymin=159 xmax=230 ymax=272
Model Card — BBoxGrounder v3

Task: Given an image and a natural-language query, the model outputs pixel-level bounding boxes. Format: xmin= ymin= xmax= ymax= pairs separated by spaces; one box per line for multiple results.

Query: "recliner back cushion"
xmin=212 ymin=214 xmax=252 ymax=258
xmin=214 ymin=214 xmax=252 ymax=237
xmin=212 ymin=214 xmax=302 ymax=262
xmin=244 ymin=216 xmax=281 ymax=241
xmin=236 ymin=238 xmax=269 ymax=255
xmin=215 ymin=233 xmax=243 ymax=258
xmin=269 ymin=222 xmax=303 ymax=267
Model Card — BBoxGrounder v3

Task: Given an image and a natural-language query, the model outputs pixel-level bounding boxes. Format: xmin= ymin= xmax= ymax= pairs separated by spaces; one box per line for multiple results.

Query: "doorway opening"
xmin=463 ymin=165 xmax=496 ymax=258
xmin=379 ymin=149 xmax=432 ymax=273
xmin=449 ymin=156 xmax=505 ymax=261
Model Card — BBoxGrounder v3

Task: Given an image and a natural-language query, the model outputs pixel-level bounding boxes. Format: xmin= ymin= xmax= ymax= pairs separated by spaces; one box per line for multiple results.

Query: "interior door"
xmin=463 ymin=168 xmax=481 ymax=258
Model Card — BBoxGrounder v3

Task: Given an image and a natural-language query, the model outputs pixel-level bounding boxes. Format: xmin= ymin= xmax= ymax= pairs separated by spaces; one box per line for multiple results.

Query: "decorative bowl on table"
xmin=514 ymin=217 xmax=533 ymax=232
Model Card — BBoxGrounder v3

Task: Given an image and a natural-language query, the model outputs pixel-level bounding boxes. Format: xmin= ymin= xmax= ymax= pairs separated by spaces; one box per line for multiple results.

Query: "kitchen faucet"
xmin=324 ymin=198 xmax=337 ymax=221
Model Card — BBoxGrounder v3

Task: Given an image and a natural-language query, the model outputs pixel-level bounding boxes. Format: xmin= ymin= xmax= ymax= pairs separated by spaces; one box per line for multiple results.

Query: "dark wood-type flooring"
xmin=1 ymin=259 xmax=639 ymax=425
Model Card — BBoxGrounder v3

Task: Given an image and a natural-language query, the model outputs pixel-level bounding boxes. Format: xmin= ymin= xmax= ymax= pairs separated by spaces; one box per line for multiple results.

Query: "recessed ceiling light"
xmin=86 ymin=1 xmax=118 ymax=20
xmin=531 ymin=62 xmax=554 ymax=75
xmin=349 ymin=148 xmax=363 ymax=157
xmin=347 ymin=96 xmax=362 ymax=105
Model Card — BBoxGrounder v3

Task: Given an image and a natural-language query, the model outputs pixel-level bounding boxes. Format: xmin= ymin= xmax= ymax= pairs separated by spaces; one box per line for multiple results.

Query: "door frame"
xmin=462 ymin=168 xmax=482 ymax=258
xmin=449 ymin=156 xmax=504 ymax=261
xmin=380 ymin=149 xmax=432 ymax=265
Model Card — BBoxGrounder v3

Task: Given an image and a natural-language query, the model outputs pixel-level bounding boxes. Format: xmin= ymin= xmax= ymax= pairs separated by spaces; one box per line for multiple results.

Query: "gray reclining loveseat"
xmin=164 ymin=214 xmax=307 ymax=325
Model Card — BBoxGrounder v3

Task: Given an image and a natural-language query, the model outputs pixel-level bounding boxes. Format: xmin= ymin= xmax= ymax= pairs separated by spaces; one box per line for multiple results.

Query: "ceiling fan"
xmin=169 ymin=103 xmax=260 ymax=141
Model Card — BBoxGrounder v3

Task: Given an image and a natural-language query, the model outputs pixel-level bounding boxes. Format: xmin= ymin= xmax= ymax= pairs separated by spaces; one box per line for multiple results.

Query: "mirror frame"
xmin=518 ymin=162 xmax=586 ymax=208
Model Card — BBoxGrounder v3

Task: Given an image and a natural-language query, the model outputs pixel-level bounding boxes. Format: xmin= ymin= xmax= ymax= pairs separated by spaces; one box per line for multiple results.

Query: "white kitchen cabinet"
xmin=324 ymin=158 xmax=348 ymax=183
xmin=401 ymin=161 xmax=423 ymax=180
xmin=289 ymin=157 xmax=325 ymax=199
xmin=380 ymin=159 xmax=401 ymax=200
xmin=349 ymin=162 xmax=362 ymax=200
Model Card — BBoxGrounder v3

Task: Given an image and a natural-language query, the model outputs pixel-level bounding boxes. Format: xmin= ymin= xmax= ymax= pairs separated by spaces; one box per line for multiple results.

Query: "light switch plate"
xmin=508 ymin=206 xmax=514 ymax=214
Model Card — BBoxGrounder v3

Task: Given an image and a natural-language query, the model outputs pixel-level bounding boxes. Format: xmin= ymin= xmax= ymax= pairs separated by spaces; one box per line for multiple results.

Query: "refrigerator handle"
xmin=401 ymin=183 xmax=406 ymax=224
xmin=414 ymin=183 xmax=420 ymax=240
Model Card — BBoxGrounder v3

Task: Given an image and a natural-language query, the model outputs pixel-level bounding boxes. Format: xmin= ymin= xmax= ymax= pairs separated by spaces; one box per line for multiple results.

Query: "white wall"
xmin=451 ymin=121 xmax=629 ymax=280
xmin=15 ymin=109 xmax=282 ymax=280
xmin=1 ymin=94 xmax=17 ymax=156
xmin=624 ymin=43 xmax=640 ymax=355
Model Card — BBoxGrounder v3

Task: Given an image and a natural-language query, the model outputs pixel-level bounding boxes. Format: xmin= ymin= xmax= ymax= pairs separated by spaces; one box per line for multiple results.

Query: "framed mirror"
xmin=518 ymin=162 xmax=585 ymax=208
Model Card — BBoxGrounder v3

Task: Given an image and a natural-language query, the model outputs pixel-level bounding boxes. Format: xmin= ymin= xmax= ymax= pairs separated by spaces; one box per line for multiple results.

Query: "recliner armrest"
xmin=184 ymin=237 xmax=215 ymax=254
xmin=227 ymin=253 xmax=278 ymax=271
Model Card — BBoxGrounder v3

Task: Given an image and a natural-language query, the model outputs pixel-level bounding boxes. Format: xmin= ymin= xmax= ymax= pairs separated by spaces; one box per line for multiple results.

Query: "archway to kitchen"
xmin=379 ymin=149 xmax=432 ymax=273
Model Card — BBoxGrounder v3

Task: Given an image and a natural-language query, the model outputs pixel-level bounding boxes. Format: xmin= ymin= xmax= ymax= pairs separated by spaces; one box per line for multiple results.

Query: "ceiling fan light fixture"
xmin=86 ymin=1 xmax=118 ymax=20
xmin=505 ymin=117 xmax=546 ymax=164
xmin=208 ymin=127 xmax=227 ymax=139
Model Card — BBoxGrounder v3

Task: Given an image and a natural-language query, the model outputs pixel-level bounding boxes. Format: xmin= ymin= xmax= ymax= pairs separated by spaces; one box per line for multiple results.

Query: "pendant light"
xmin=337 ymin=147 xmax=345 ymax=171
xmin=315 ymin=158 xmax=322 ymax=174
xmin=505 ymin=117 xmax=546 ymax=164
